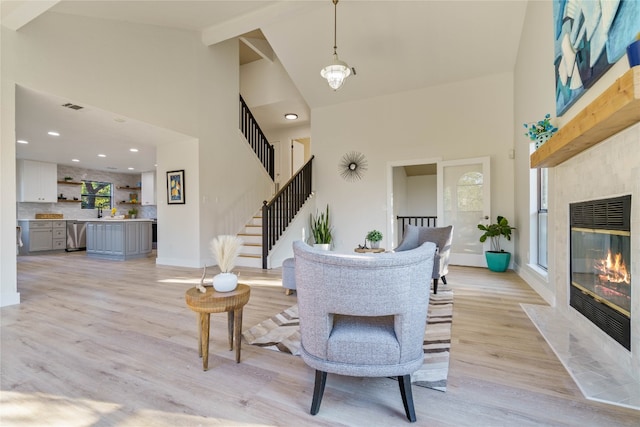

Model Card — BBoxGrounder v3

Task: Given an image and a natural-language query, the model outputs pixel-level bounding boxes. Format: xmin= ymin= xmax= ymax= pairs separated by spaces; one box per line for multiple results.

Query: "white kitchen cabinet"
xmin=141 ymin=171 xmax=156 ymax=205
xmin=17 ymin=160 xmax=57 ymax=203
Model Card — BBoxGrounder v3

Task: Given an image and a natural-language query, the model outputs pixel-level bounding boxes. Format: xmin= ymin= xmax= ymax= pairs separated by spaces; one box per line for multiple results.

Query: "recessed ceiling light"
xmin=129 ymin=148 xmax=139 ymax=152
xmin=98 ymin=154 xmax=106 ymax=158
xmin=114 ymin=117 xmax=126 ymax=123
xmin=17 ymin=139 xmax=28 ymax=144
xmin=284 ymin=113 xmax=298 ymax=120
xmin=128 ymin=167 xmax=134 ymax=170
xmin=47 ymin=131 xmax=60 ymax=136
xmin=72 ymin=159 xmax=80 ymax=162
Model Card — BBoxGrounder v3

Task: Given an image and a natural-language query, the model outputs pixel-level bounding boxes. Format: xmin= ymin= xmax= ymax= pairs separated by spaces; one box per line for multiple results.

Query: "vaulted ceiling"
xmin=4 ymin=0 xmax=527 ymax=173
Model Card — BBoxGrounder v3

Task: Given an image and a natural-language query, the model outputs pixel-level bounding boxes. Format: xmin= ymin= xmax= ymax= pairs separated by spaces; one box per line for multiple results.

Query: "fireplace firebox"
xmin=570 ymin=195 xmax=631 ymax=350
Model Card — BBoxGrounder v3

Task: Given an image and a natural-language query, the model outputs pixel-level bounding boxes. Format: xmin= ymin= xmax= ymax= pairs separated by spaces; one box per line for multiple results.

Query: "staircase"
xmin=235 ymin=212 xmax=264 ymax=268
xmin=237 ymin=94 xmax=313 ymax=269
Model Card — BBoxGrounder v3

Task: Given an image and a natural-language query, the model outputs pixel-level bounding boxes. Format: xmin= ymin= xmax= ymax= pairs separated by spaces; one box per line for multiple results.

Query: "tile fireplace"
xmin=570 ymin=195 xmax=631 ymax=350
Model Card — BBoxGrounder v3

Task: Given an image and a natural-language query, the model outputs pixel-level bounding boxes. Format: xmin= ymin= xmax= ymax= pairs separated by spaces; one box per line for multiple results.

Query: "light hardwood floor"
xmin=2 ymin=251 xmax=639 ymax=426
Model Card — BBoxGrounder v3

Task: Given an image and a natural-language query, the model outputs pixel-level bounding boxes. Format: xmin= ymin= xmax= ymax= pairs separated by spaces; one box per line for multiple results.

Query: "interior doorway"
xmin=388 ymin=156 xmax=490 ymax=267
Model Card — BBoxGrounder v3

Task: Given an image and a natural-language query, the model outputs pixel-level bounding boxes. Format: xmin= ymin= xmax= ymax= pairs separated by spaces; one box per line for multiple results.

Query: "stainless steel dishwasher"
xmin=66 ymin=220 xmax=87 ymax=251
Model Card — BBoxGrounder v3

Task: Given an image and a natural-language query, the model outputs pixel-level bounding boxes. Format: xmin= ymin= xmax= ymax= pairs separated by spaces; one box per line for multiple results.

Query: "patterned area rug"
xmin=243 ymin=286 xmax=453 ymax=392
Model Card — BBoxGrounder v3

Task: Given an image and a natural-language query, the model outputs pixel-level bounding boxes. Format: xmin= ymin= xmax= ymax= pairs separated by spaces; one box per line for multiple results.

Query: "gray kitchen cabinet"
xmin=86 ymin=220 xmax=152 ymax=260
xmin=139 ymin=221 xmax=152 ymax=253
xmin=17 ymin=160 xmax=57 ymax=203
xmin=18 ymin=220 xmax=66 ymax=254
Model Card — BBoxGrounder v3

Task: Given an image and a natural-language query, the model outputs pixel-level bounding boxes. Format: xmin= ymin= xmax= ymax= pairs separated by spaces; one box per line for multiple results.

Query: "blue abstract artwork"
xmin=554 ymin=0 xmax=640 ymax=115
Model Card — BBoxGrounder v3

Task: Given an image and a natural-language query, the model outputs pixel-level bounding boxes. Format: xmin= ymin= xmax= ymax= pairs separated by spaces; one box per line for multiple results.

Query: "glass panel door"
xmin=437 ymin=157 xmax=490 ymax=267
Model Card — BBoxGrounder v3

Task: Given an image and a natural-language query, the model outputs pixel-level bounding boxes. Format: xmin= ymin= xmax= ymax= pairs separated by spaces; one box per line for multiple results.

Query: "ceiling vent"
xmin=61 ymin=103 xmax=84 ymax=110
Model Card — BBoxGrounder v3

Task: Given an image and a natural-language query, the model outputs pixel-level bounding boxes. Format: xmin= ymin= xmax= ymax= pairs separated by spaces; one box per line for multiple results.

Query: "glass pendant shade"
xmin=321 ymin=54 xmax=351 ymax=90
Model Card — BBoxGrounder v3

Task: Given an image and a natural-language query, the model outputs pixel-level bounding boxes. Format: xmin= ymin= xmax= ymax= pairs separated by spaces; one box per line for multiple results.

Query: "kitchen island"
xmin=85 ymin=219 xmax=153 ymax=260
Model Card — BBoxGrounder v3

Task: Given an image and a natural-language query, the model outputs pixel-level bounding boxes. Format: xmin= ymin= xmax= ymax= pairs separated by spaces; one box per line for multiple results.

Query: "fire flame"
xmin=595 ymin=250 xmax=630 ymax=284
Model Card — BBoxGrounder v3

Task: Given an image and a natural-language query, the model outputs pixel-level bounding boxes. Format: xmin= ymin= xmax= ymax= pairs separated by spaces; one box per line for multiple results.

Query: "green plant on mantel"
xmin=523 ymin=113 xmax=558 ymax=141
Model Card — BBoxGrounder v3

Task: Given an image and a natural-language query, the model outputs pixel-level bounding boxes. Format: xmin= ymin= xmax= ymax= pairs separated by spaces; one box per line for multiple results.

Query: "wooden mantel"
xmin=531 ymin=66 xmax=640 ymax=168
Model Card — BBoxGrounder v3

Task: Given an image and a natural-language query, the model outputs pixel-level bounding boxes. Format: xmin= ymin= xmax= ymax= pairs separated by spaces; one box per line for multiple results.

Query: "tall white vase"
xmin=213 ymin=272 xmax=238 ymax=292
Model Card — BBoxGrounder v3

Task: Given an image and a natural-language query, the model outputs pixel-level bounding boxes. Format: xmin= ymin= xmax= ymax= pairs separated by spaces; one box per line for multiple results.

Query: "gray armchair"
xmin=293 ymin=240 xmax=437 ymax=422
xmin=395 ymin=224 xmax=453 ymax=294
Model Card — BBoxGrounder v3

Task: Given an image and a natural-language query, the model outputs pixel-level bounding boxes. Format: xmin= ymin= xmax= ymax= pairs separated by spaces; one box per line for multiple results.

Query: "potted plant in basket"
xmin=310 ymin=205 xmax=332 ymax=250
xmin=366 ymin=229 xmax=383 ymax=249
xmin=478 ymin=215 xmax=515 ymax=272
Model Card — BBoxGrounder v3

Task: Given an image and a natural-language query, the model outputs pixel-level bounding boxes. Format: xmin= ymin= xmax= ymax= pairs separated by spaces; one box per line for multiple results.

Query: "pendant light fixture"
xmin=320 ymin=0 xmax=351 ymax=90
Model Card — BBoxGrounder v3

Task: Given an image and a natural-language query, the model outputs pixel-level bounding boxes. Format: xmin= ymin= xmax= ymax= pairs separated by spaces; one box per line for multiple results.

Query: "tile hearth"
xmin=522 ymin=304 xmax=640 ymax=411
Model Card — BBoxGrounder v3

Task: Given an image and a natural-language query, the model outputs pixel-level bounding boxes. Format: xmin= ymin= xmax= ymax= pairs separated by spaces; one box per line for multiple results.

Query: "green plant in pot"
xmin=128 ymin=207 xmax=138 ymax=219
xmin=310 ymin=205 xmax=332 ymax=250
xmin=366 ymin=229 xmax=383 ymax=249
xmin=477 ymin=215 xmax=515 ymax=272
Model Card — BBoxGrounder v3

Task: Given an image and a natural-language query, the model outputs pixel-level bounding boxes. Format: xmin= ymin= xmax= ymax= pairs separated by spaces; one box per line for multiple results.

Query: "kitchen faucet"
xmin=97 ymin=207 xmax=102 ymax=218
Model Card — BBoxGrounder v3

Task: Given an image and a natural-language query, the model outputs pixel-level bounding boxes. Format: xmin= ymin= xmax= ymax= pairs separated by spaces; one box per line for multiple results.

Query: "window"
xmin=537 ymin=168 xmax=548 ymax=269
xmin=81 ymin=180 xmax=112 ymax=210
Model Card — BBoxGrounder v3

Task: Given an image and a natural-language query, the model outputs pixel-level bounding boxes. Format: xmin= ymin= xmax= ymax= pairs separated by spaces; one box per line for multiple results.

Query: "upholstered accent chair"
xmin=395 ymin=225 xmax=453 ymax=294
xmin=292 ymin=240 xmax=437 ymax=422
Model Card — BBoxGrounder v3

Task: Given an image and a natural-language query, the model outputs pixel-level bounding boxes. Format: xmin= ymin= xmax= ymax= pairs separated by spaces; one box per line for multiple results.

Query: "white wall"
xmin=1 ymin=11 xmax=272 ymax=304
xmin=406 ymin=175 xmax=437 ymax=216
xmin=312 ymin=72 xmax=515 ymax=253
xmin=513 ymin=0 xmax=557 ymax=303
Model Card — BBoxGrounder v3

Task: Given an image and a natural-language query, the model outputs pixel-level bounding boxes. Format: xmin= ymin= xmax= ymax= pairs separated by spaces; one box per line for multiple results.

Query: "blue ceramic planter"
xmin=485 ymin=251 xmax=511 ymax=272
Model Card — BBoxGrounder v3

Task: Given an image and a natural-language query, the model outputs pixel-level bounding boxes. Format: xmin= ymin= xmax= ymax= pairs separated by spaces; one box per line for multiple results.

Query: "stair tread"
xmin=238 ymin=254 xmax=261 ymax=259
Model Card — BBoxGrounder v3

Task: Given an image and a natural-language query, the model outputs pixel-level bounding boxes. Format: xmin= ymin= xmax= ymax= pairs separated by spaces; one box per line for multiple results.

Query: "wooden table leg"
xmin=197 ymin=314 xmax=202 ymax=357
xmin=200 ymin=312 xmax=211 ymax=371
xmin=227 ymin=310 xmax=234 ymax=351
xmin=233 ymin=308 xmax=243 ymax=363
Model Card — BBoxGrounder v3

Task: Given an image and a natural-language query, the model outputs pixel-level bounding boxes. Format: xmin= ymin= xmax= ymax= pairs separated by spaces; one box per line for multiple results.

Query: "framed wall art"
xmin=166 ymin=170 xmax=185 ymax=204
xmin=554 ymin=0 xmax=640 ymax=115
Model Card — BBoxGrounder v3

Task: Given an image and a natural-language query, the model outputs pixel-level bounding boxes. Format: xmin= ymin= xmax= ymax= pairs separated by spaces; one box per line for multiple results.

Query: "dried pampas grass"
xmin=210 ymin=235 xmax=243 ymax=273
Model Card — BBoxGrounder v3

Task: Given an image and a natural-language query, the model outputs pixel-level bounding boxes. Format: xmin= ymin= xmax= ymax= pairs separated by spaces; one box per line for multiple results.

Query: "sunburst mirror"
xmin=339 ymin=151 xmax=368 ymax=182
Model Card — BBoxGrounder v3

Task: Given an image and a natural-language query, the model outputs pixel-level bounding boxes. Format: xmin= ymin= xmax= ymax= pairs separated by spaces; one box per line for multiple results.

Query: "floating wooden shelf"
xmin=57 ymin=180 xmax=82 ymax=185
xmin=118 ymin=202 xmax=140 ymax=205
xmin=57 ymin=199 xmax=81 ymax=203
xmin=117 ymin=186 xmax=141 ymax=190
xmin=531 ymin=66 xmax=640 ymax=168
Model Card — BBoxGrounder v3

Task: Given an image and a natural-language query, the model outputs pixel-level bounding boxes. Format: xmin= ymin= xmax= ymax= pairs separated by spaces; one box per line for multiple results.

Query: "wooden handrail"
xmin=262 ymin=156 xmax=314 ymax=268
xmin=239 ymin=95 xmax=275 ymax=180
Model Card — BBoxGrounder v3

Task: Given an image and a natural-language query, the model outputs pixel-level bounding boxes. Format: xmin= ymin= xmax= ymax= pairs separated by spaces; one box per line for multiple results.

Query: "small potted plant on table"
xmin=478 ymin=215 xmax=515 ymax=272
xmin=366 ymin=229 xmax=383 ymax=249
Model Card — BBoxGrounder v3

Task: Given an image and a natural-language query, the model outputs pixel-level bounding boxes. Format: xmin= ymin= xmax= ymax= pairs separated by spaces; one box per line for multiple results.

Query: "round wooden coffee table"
xmin=185 ymin=284 xmax=251 ymax=370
